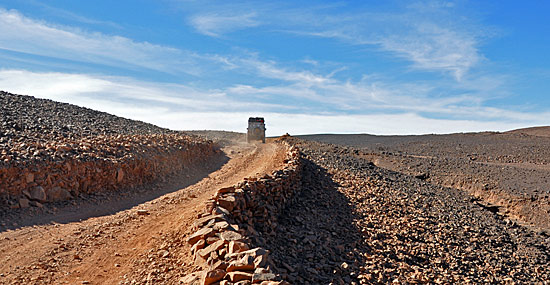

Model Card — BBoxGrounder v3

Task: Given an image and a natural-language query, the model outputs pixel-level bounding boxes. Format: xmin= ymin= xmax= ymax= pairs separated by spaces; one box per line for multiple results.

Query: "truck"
xmin=247 ymin=117 xmax=266 ymax=143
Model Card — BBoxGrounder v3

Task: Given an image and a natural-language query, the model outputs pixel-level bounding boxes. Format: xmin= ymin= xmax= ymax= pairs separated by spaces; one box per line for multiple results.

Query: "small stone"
xmin=221 ymin=231 xmax=243 ymax=242
xmin=212 ymin=206 xmax=231 ymax=216
xmin=25 ymin=172 xmax=34 ymax=183
xmin=252 ymin=272 xmax=277 ymax=283
xmin=227 ymin=248 xmax=268 ymax=260
xmin=206 ymin=236 xmax=221 ymax=244
xmin=217 ymin=186 xmax=235 ymax=194
xmin=226 ymin=271 xmax=253 ymax=282
xmin=188 ymin=227 xmax=214 ymax=245
xmin=202 ymin=269 xmax=226 ymax=285
xmin=192 ymin=214 xmax=224 ymax=230
xmin=213 ymin=221 xmax=230 ymax=231
xmin=158 ymin=250 xmax=170 ymax=258
xmin=19 ymin=198 xmax=30 ymax=208
xmin=116 ymin=168 xmax=124 ymax=183
xmin=191 ymin=239 xmax=205 ymax=254
xmin=210 ymin=260 xmax=228 ymax=271
xmin=281 ymin=262 xmax=294 ymax=273
xmin=227 ymin=241 xmax=248 ymax=255
xmin=341 ymin=262 xmax=349 ymax=270
xmin=254 ymin=254 xmax=269 ymax=268
xmin=227 ymin=255 xmax=255 ymax=272
xmin=218 ymin=195 xmax=236 ymax=212
xmin=197 ymin=240 xmax=225 ymax=260
xmin=180 ymin=272 xmax=201 ymax=284
xmin=219 ymin=247 xmax=228 ymax=258
xmin=137 ymin=209 xmax=149 ymax=216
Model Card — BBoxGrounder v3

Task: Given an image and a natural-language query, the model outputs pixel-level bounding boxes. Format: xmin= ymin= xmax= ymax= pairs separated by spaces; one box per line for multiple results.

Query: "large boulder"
xmin=29 ymin=186 xmax=47 ymax=202
xmin=47 ymin=187 xmax=73 ymax=202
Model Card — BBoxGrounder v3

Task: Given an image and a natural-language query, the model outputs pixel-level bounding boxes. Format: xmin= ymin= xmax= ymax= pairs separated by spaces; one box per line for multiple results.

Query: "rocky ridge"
xmin=180 ymin=140 xmax=301 ymax=284
xmin=299 ymin=133 xmax=550 ymax=230
xmin=273 ymin=138 xmax=550 ymax=283
xmin=0 ymin=91 xmax=218 ymax=209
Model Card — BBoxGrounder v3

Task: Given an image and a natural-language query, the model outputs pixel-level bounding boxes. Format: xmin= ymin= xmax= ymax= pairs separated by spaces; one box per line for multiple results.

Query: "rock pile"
xmin=182 ymin=142 xmax=301 ymax=284
xmin=278 ymin=138 xmax=550 ymax=283
xmin=0 ymin=91 xmax=218 ymax=209
xmin=299 ymin=132 xmax=550 ymax=229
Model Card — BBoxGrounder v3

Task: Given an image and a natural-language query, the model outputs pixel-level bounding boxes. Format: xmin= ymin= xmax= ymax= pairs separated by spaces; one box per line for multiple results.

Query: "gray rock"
xmin=29 ymin=186 xmax=47 ymax=202
xmin=47 ymin=187 xmax=73 ymax=202
xmin=19 ymin=197 xmax=30 ymax=208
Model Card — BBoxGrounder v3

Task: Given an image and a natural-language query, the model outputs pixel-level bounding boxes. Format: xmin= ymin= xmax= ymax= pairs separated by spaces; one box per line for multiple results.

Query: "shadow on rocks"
xmin=0 ymin=152 xmax=229 ymax=232
xmin=254 ymin=158 xmax=365 ymax=284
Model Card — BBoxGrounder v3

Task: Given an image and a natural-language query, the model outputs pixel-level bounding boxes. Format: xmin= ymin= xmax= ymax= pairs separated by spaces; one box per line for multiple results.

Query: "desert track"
xmin=0 ymin=140 xmax=285 ymax=284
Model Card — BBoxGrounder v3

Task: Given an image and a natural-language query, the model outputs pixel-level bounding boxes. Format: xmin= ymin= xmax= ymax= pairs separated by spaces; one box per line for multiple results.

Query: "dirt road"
xmin=0 ymin=140 xmax=285 ymax=284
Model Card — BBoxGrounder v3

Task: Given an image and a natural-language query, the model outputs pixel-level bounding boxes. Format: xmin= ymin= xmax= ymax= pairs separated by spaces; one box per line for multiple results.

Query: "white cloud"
xmin=189 ymin=12 xmax=260 ymax=37
xmin=376 ymin=22 xmax=481 ymax=80
xmin=0 ymin=8 xmax=200 ymax=74
xmin=195 ymin=1 xmax=485 ymax=80
xmin=0 ymin=69 xmax=288 ymax=114
xmin=135 ymin=111 xmax=533 ymax=136
xmin=29 ymin=1 xmax=122 ymax=29
xmin=295 ymin=21 xmax=481 ymax=81
xmin=1 ymin=69 xmax=547 ymax=135
xmin=220 ymin=57 xmax=515 ymax=120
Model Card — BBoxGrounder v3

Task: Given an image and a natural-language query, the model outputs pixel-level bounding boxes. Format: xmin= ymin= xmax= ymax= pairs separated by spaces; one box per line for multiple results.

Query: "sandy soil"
xmin=0 ymin=138 xmax=285 ymax=284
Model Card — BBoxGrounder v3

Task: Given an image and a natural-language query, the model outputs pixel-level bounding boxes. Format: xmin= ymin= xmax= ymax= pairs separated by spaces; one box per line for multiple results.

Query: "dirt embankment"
xmin=0 ymin=91 xmax=220 ymax=213
xmin=1 ymin=133 xmax=218 ymax=209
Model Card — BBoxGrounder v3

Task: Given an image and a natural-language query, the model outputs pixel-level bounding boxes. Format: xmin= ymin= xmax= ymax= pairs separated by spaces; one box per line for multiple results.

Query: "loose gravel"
xmin=259 ymin=138 xmax=550 ymax=284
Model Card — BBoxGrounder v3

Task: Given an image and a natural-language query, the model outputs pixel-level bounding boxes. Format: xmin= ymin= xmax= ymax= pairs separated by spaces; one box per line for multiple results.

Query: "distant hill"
xmin=506 ymin=126 xmax=550 ymax=137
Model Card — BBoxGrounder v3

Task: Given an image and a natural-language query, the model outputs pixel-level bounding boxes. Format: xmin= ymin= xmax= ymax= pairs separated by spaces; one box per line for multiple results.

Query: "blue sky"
xmin=1 ymin=0 xmax=549 ymax=135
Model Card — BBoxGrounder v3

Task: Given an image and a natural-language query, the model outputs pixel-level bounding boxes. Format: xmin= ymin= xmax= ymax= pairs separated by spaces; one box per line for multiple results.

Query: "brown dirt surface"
xmin=0 ymin=135 xmax=286 ymax=284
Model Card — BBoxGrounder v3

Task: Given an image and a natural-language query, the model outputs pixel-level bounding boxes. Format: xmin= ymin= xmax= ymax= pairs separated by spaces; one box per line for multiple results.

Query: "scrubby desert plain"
xmin=1 ymin=91 xmax=549 ymax=284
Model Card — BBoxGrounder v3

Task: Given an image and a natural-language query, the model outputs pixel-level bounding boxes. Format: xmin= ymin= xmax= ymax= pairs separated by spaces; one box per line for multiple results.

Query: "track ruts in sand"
xmin=0 ymin=140 xmax=285 ymax=284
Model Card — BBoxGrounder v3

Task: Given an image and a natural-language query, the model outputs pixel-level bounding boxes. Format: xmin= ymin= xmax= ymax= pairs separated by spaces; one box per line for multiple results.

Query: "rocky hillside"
xmin=299 ymin=132 xmax=550 ymax=230
xmin=272 ymin=138 xmax=550 ymax=283
xmin=1 ymin=91 xmax=168 ymax=137
xmin=0 ymin=91 xmax=218 ymax=209
xmin=506 ymin=126 xmax=550 ymax=137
